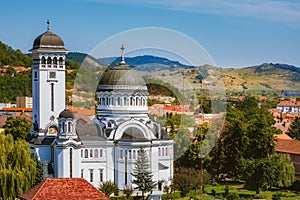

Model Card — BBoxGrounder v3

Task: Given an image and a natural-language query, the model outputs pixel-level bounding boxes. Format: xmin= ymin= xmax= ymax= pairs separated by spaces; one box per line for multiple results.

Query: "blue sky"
xmin=1 ymin=0 xmax=300 ymax=68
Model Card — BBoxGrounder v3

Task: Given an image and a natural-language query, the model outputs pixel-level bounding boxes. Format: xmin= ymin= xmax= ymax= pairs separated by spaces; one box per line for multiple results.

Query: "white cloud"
xmin=86 ymin=0 xmax=300 ymax=27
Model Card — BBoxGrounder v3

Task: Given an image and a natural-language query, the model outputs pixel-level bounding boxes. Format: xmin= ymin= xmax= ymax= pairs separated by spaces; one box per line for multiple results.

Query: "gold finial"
xmin=120 ymin=44 xmax=126 ymax=64
xmin=47 ymin=19 xmax=50 ymax=31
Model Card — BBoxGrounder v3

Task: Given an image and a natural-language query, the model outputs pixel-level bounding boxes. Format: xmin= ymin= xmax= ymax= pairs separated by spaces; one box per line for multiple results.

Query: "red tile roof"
xmin=275 ymin=138 xmax=300 ymax=155
xmin=277 ymin=101 xmax=300 ymax=107
xmin=2 ymin=107 xmax=32 ymax=111
xmin=19 ymin=178 xmax=109 ymax=200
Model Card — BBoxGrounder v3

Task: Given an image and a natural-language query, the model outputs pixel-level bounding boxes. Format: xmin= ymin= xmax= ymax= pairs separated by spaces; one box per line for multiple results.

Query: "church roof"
xmin=97 ymin=64 xmax=146 ymax=90
xmin=19 ymin=178 xmax=109 ymax=200
xmin=59 ymin=108 xmax=74 ymax=119
xmin=30 ymin=21 xmax=66 ymax=51
xmin=76 ymin=124 xmax=105 ymax=142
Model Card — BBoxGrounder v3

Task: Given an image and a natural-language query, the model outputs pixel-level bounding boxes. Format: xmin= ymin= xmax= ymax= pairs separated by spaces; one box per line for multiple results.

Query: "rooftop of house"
xmin=19 ymin=178 xmax=109 ymax=200
xmin=275 ymin=136 xmax=300 ymax=155
xmin=277 ymin=101 xmax=300 ymax=107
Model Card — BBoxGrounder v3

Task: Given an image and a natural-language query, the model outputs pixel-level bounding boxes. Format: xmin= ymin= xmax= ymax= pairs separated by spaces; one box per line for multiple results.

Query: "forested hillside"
xmin=0 ymin=41 xmax=32 ymax=67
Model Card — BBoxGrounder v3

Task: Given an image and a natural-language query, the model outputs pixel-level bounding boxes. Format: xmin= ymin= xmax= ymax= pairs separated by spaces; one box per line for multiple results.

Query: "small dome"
xmin=31 ymin=30 xmax=66 ymax=51
xmin=59 ymin=108 xmax=74 ymax=119
xmin=97 ymin=64 xmax=147 ymax=92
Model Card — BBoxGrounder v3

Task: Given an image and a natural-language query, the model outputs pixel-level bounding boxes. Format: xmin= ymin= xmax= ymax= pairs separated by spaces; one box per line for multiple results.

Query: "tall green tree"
xmin=210 ymin=96 xmax=293 ymax=190
xmin=287 ymin=117 xmax=300 ymax=140
xmin=4 ymin=116 xmax=31 ymax=140
xmin=131 ymin=147 xmax=156 ymax=200
xmin=0 ymin=134 xmax=36 ymax=199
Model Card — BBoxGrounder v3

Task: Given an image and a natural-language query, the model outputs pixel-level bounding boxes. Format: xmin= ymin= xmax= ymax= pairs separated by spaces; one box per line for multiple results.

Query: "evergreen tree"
xmin=131 ymin=147 xmax=156 ymax=199
xmin=287 ymin=117 xmax=300 ymax=140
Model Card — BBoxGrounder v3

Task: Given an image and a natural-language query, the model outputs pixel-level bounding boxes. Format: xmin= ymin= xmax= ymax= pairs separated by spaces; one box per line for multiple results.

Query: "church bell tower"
xmin=30 ymin=20 xmax=67 ymax=136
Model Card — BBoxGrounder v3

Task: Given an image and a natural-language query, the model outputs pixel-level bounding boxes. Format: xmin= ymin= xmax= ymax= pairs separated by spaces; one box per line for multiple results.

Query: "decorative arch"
xmin=111 ymin=120 xmax=155 ymax=141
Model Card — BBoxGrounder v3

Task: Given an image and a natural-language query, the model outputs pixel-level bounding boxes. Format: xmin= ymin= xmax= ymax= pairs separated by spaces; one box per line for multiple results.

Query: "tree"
xmin=287 ymin=117 xmax=300 ymax=140
xmin=210 ymin=97 xmax=293 ymax=190
xmin=242 ymin=154 xmax=294 ymax=191
xmin=99 ymin=180 xmax=118 ymax=197
xmin=4 ymin=116 xmax=31 ymax=140
xmin=131 ymin=147 xmax=156 ymax=199
xmin=173 ymin=167 xmax=199 ymax=197
xmin=0 ymin=134 xmax=36 ymax=199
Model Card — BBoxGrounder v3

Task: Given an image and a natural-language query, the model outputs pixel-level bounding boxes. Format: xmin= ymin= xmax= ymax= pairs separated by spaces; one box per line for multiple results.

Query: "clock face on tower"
xmin=49 ymin=71 xmax=56 ymax=79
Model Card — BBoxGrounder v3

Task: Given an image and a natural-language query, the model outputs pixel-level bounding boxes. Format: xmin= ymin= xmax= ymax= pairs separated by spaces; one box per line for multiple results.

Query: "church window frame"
xmin=162 ymin=147 xmax=165 ymax=156
xmin=67 ymin=121 xmax=72 ymax=132
xmin=69 ymin=148 xmax=73 ymax=178
xmin=41 ymin=56 xmax=46 ymax=67
xmin=53 ymin=57 xmax=57 ymax=68
xmin=81 ymin=149 xmax=83 ymax=158
xmin=81 ymin=169 xmax=84 ymax=178
xmin=51 ymin=83 xmax=54 ymax=112
xmin=84 ymin=149 xmax=88 ymax=158
xmin=165 ymin=147 xmax=168 ymax=156
xmin=47 ymin=57 xmax=52 ymax=68
xmin=120 ymin=149 xmax=123 ymax=159
xmin=94 ymin=149 xmax=98 ymax=158
xmin=158 ymin=147 xmax=161 ymax=156
xmin=58 ymin=57 xmax=64 ymax=68
xmin=129 ymin=150 xmax=132 ymax=159
xmin=89 ymin=169 xmax=94 ymax=182
xmin=133 ymin=150 xmax=136 ymax=159
xmin=117 ymin=96 xmax=121 ymax=106
xmin=99 ymin=169 xmax=104 ymax=182
xmin=100 ymin=149 xmax=103 ymax=158
xmin=90 ymin=149 xmax=93 ymax=158
xmin=111 ymin=96 xmax=114 ymax=106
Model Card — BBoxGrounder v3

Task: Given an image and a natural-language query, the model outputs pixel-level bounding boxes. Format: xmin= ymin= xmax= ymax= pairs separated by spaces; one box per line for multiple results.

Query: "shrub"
xmin=226 ymin=192 xmax=240 ymax=200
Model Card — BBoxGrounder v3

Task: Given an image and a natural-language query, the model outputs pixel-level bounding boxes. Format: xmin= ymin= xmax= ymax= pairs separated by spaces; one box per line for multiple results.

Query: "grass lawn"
xmin=168 ymin=183 xmax=300 ymax=200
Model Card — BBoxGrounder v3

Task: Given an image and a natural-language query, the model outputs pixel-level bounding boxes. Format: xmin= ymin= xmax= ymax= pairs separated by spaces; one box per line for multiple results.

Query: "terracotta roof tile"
xmin=20 ymin=178 xmax=109 ymax=200
xmin=275 ymin=138 xmax=300 ymax=155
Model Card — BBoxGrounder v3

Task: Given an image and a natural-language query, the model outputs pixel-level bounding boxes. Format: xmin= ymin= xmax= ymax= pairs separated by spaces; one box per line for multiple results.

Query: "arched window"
xmin=133 ymin=150 xmax=136 ymax=159
xmin=58 ymin=57 xmax=64 ymax=68
xmin=94 ymin=149 xmax=98 ymax=158
xmin=67 ymin=121 xmax=72 ymax=132
xmin=140 ymin=98 xmax=142 ymax=106
xmin=81 ymin=149 xmax=83 ymax=158
xmin=162 ymin=148 xmax=164 ymax=156
xmin=102 ymin=97 xmax=105 ymax=105
xmin=90 ymin=149 xmax=93 ymax=158
xmin=41 ymin=56 xmax=46 ymax=67
xmin=100 ymin=149 xmax=103 ymax=157
xmin=107 ymin=122 xmax=112 ymax=128
xmin=53 ymin=57 xmax=57 ymax=68
xmin=106 ymin=97 xmax=110 ymax=105
xmin=124 ymin=97 xmax=127 ymax=106
xmin=85 ymin=149 xmax=88 ymax=158
xmin=47 ymin=57 xmax=52 ymax=68
xmin=117 ymin=97 xmax=121 ymax=106
xmin=130 ymin=97 xmax=133 ymax=106
xmin=99 ymin=97 xmax=102 ymax=105
xmin=62 ymin=122 xmax=66 ymax=133
xmin=158 ymin=147 xmax=161 ymax=156
xmin=165 ymin=147 xmax=168 ymax=156
xmin=111 ymin=97 xmax=114 ymax=106
xmin=135 ymin=97 xmax=139 ymax=106
xmin=142 ymin=98 xmax=145 ymax=106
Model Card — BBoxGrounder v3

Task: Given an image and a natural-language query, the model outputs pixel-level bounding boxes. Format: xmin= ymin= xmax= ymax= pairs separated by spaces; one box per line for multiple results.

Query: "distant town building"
xmin=16 ymin=96 xmax=32 ymax=108
xmin=29 ymin=22 xmax=173 ymax=192
xmin=276 ymin=101 xmax=300 ymax=114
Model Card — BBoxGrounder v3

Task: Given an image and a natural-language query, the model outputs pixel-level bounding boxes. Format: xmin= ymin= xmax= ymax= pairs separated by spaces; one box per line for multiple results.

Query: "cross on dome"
xmin=120 ymin=44 xmax=126 ymax=64
xmin=47 ymin=19 xmax=50 ymax=31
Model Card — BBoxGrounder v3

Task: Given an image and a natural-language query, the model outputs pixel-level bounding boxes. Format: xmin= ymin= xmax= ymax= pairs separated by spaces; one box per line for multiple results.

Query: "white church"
xmin=29 ymin=22 xmax=174 ymax=191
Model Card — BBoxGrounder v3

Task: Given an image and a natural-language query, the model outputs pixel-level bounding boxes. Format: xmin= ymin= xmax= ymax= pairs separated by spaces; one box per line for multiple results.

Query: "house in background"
xmin=275 ymin=133 xmax=300 ymax=177
xmin=19 ymin=178 xmax=109 ymax=200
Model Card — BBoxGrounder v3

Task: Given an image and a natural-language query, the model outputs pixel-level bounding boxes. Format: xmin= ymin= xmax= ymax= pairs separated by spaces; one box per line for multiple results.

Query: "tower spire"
xmin=120 ymin=44 xmax=126 ymax=64
xmin=47 ymin=19 xmax=50 ymax=31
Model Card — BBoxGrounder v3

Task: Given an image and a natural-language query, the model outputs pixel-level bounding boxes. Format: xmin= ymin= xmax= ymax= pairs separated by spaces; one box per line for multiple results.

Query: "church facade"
xmin=29 ymin=23 xmax=174 ymax=191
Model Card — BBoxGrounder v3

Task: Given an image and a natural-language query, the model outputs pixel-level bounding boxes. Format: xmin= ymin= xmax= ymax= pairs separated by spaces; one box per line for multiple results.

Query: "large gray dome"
xmin=97 ymin=64 xmax=147 ymax=92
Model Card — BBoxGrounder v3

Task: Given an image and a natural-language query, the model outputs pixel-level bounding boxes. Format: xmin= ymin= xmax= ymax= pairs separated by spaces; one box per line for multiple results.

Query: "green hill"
xmin=0 ymin=41 xmax=32 ymax=68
